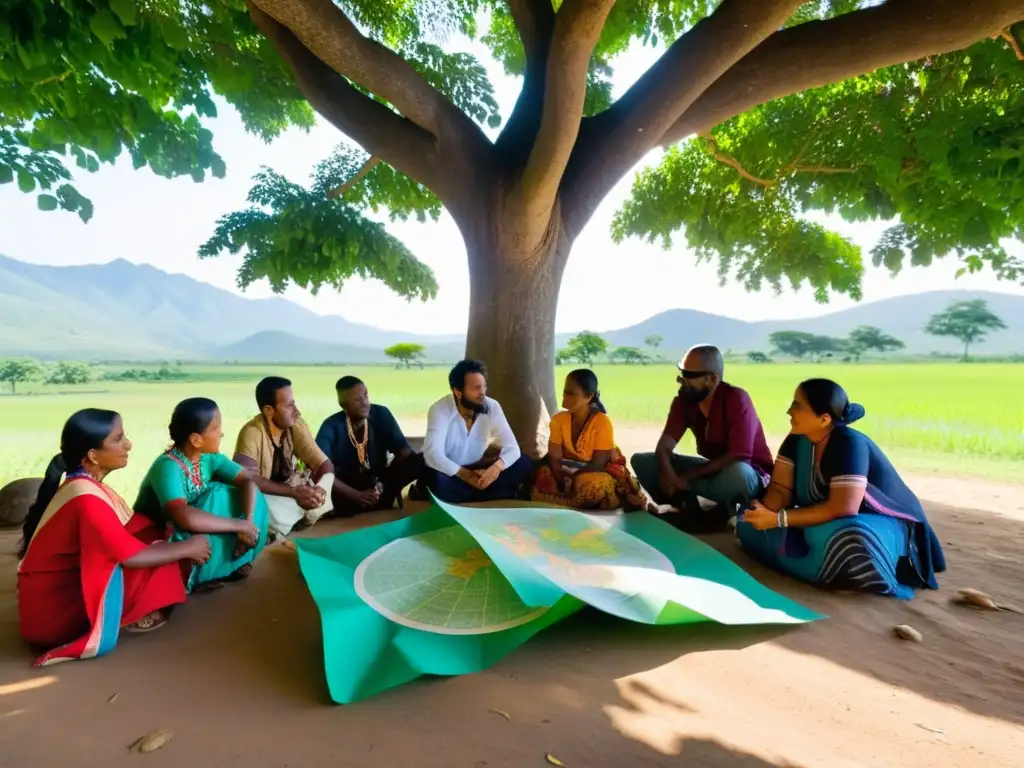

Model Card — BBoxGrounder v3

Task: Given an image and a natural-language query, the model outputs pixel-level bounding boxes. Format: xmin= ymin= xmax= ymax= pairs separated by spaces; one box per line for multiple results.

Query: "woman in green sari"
xmin=134 ymin=398 xmax=269 ymax=592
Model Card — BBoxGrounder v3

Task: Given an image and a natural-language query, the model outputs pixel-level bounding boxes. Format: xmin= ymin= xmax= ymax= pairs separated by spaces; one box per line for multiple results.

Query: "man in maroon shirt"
xmin=631 ymin=345 xmax=773 ymax=527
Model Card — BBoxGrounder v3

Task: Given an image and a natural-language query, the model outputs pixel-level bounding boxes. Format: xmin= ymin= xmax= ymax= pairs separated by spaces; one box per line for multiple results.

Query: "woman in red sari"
xmin=17 ymin=409 xmax=210 ymax=667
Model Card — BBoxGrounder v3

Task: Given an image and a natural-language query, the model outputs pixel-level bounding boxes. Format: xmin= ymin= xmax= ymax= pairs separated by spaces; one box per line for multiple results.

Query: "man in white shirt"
xmin=420 ymin=359 xmax=534 ymax=503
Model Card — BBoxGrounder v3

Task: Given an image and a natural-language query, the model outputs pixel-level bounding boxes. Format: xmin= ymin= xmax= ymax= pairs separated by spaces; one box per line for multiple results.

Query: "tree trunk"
xmin=963 ymin=340 xmax=970 ymax=362
xmin=461 ymin=209 xmax=572 ymax=460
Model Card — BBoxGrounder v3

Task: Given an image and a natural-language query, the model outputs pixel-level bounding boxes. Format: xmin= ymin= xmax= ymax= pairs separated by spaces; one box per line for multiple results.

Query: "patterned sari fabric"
xmin=737 ymin=427 xmax=946 ymax=599
xmin=134 ymin=450 xmax=269 ymax=592
xmin=531 ymin=411 xmax=647 ymax=511
xmin=17 ymin=478 xmax=186 ymax=666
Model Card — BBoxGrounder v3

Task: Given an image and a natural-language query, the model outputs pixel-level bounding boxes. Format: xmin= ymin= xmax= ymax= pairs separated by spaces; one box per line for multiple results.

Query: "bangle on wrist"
xmin=776 ymin=508 xmax=788 ymax=528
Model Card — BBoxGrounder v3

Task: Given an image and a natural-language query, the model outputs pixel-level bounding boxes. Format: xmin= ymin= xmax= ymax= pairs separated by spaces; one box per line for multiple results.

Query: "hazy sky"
xmin=2 ymin=33 xmax=1022 ymax=335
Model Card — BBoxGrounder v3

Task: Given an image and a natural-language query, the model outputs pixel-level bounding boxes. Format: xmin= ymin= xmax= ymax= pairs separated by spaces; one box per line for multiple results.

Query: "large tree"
xmin=925 ymin=299 xmax=1008 ymax=360
xmin=4 ymin=2 xmax=1024 ymax=454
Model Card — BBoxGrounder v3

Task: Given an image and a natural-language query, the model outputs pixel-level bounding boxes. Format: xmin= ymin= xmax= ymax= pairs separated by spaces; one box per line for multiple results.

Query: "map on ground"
xmin=354 ymin=525 xmax=549 ymax=635
xmin=296 ymin=502 xmax=823 ymax=703
xmin=354 ymin=504 xmax=680 ymax=630
xmin=438 ymin=503 xmax=680 ymax=623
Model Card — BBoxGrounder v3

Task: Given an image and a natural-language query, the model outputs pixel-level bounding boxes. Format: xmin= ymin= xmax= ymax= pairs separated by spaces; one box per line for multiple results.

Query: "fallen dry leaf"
xmin=545 ymin=753 xmax=566 ymax=766
xmin=957 ymin=588 xmax=999 ymax=610
xmin=893 ymin=624 xmax=923 ymax=643
xmin=129 ymin=728 xmax=174 ymax=754
xmin=488 ymin=708 xmax=511 ymax=722
xmin=107 ymin=693 xmax=119 ymax=704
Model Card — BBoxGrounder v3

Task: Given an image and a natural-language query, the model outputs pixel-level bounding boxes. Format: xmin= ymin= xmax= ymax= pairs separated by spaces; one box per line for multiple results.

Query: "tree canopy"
xmin=613 ymin=19 xmax=1024 ymax=300
xmin=384 ymin=342 xmax=426 ymax=368
xmin=6 ymin=2 xmax=1023 ymax=296
xmin=846 ymin=325 xmax=905 ymax=360
xmin=559 ymin=332 xmax=608 ymax=365
xmin=5 ymin=0 xmax=1024 ymax=448
xmin=925 ymin=299 xmax=1008 ymax=360
xmin=0 ymin=358 xmax=43 ymax=393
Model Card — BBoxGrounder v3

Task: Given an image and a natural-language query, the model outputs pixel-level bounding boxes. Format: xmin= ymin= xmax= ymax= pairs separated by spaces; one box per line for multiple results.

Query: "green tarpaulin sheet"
xmin=296 ymin=500 xmax=824 ymax=703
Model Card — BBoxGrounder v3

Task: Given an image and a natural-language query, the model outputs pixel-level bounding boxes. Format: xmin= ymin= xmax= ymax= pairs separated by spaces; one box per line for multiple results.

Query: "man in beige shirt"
xmin=233 ymin=376 xmax=335 ymax=538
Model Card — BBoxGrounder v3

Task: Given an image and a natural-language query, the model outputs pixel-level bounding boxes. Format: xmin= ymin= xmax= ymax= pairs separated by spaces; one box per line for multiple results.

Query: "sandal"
xmin=124 ymin=611 xmax=168 ymax=634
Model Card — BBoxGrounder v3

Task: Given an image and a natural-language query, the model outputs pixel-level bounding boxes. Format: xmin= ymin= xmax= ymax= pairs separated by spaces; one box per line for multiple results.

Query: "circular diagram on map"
xmin=354 ymin=525 xmax=549 ymax=635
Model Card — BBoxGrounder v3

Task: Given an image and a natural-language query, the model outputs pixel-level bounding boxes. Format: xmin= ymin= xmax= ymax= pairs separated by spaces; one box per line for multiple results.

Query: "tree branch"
xmin=249 ymin=4 xmax=443 ymax=192
xmin=700 ymin=131 xmax=858 ymax=186
xmin=514 ymin=0 xmax=616 ymax=225
xmin=509 ymin=0 xmax=555 ymax=65
xmin=561 ymin=0 xmax=805 ymax=238
xmin=327 ymin=156 xmax=379 ymax=199
xmin=996 ymin=27 xmax=1024 ymax=59
xmin=249 ymin=0 xmax=464 ymax=140
xmin=662 ymin=0 xmax=1024 ymax=145
xmin=495 ymin=1 xmax=556 ymax=162
xmin=700 ymin=132 xmax=777 ymax=186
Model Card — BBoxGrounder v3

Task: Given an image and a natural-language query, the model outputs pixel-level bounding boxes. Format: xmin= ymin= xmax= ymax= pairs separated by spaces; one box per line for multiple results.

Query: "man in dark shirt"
xmin=631 ymin=345 xmax=772 ymax=527
xmin=315 ymin=376 xmax=424 ymax=515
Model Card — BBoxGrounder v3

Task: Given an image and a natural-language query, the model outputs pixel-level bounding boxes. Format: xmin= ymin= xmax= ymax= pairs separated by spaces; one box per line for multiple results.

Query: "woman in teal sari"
xmin=737 ymin=379 xmax=945 ymax=599
xmin=134 ymin=398 xmax=269 ymax=592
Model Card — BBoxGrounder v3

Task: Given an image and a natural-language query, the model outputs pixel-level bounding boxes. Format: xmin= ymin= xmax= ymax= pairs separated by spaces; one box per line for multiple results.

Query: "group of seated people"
xmin=15 ymin=347 xmax=945 ymax=666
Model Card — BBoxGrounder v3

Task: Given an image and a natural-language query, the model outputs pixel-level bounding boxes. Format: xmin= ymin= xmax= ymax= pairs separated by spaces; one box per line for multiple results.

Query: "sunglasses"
xmin=677 ymin=369 xmax=712 ymax=379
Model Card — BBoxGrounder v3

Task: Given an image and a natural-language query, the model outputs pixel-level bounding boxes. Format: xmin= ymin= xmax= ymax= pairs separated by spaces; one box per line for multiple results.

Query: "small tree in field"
xmin=0 ymin=358 xmax=44 ymax=393
xmin=747 ymin=351 xmax=770 ymax=363
xmin=46 ymin=361 xmax=92 ymax=386
xmin=807 ymin=334 xmax=847 ymax=362
xmin=925 ymin=300 xmax=1007 ymax=361
xmin=846 ymin=326 xmax=905 ymax=361
xmin=562 ymin=332 xmax=608 ymax=365
xmin=609 ymin=347 xmax=649 ymax=365
xmin=643 ymin=335 xmax=664 ymax=358
xmin=384 ymin=343 xmax=426 ymax=369
xmin=769 ymin=331 xmax=817 ymax=359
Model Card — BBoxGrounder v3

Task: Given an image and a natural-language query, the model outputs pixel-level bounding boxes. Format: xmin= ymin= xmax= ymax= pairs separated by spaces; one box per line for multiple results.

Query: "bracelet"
xmin=776 ymin=508 xmax=788 ymax=528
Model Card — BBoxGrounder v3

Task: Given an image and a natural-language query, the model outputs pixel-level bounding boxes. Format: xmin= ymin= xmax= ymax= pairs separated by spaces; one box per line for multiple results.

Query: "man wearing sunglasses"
xmin=631 ymin=344 xmax=773 ymax=530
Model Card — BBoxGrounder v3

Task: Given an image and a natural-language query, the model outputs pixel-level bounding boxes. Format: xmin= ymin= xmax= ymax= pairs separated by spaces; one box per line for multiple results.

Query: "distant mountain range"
xmin=0 ymin=254 xmax=1021 ymax=361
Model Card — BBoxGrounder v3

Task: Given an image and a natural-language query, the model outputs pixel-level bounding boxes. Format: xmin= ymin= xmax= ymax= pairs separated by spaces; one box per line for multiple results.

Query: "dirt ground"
xmin=2 ymin=430 xmax=1023 ymax=767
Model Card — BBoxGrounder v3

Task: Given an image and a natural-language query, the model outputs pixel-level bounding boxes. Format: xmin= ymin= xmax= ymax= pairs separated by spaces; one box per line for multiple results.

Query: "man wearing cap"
xmin=630 ymin=344 xmax=773 ymax=529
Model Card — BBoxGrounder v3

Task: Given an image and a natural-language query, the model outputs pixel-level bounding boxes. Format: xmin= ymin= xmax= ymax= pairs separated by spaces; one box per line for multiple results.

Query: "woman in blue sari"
xmin=134 ymin=398 xmax=269 ymax=593
xmin=737 ymin=379 xmax=945 ymax=599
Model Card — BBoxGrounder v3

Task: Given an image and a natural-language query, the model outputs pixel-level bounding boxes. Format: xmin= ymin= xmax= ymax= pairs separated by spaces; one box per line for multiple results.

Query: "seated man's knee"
xmin=718 ymin=461 xmax=761 ymax=500
xmin=630 ymin=452 xmax=657 ymax=476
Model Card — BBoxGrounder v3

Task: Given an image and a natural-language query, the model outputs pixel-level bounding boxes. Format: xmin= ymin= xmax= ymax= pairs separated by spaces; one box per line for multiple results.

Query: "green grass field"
xmin=0 ymin=363 xmax=1021 ymax=496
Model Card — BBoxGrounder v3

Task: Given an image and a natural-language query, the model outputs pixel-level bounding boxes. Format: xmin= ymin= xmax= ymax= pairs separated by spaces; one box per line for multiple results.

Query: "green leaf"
xmin=17 ymin=172 xmax=35 ymax=193
xmin=108 ymin=0 xmax=137 ymax=27
xmin=0 ymin=165 xmax=12 ymax=185
xmin=37 ymin=194 xmax=59 ymax=211
xmin=89 ymin=11 xmax=126 ymax=48
xmin=85 ymin=155 xmax=100 ymax=173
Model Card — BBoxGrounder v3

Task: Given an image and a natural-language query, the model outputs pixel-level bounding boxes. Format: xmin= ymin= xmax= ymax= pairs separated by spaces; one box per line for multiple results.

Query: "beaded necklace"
xmin=165 ymin=446 xmax=206 ymax=496
xmin=346 ymin=414 xmax=371 ymax=471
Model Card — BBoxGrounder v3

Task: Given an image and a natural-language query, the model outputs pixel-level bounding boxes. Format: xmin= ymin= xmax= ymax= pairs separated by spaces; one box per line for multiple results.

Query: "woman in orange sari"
xmin=531 ymin=369 xmax=648 ymax=510
xmin=17 ymin=409 xmax=210 ymax=667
